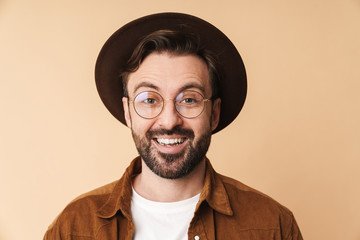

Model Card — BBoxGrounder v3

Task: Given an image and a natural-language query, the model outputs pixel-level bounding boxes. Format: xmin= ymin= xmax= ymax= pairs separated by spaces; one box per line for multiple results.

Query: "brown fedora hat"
xmin=95 ymin=12 xmax=247 ymax=133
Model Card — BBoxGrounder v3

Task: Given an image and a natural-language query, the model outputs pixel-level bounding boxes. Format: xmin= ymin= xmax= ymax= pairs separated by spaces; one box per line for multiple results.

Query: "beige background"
xmin=1 ymin=0 xmax=359 ymax=239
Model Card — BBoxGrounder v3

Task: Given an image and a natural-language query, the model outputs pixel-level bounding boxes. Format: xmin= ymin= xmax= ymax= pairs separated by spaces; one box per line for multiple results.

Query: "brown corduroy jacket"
xmin=44 ymin=157 xmax=303 ymax=240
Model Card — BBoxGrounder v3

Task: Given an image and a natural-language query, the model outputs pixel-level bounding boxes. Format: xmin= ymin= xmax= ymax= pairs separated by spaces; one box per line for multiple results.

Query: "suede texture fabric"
xmin=44 ymin=157 xmax=303 ymax=240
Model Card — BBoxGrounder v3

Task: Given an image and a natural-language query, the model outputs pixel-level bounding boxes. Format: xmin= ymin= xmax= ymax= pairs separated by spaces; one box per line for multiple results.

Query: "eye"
xmin=176 ymin=91 xmax=203 ymax=106
xmin=181 ymin=98 xmax=198 ymax=104
xmin=143 ymin=98 xmax=157 ymax=104
xmin=134 ymin=91 xmax=162 ymax=106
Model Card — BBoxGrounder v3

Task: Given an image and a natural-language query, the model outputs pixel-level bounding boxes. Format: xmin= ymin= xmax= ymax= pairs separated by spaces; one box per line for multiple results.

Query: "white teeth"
xmin=156 ymin=138 xmax=184 ymax=145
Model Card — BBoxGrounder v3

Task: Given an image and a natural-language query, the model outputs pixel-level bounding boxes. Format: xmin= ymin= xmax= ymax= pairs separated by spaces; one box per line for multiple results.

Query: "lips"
xmin=152 ymin=136 xmax=188 ymax=154
xmin=155 ymin=138 xmax=185 ymax=146
xmin=147 ymin=127 xmax=194 ymax=154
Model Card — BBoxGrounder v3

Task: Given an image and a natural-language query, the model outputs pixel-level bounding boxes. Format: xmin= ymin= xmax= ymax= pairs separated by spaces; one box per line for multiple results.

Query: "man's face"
xmin=123 ymin=52 xmax=221 ymax=179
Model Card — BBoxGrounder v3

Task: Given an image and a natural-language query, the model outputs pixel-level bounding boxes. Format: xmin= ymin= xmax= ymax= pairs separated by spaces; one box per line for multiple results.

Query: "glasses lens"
xmin=134 ymin=91 xmax=163 ymax=118
xmin=175 ymin=91 xmax=205 ymax=118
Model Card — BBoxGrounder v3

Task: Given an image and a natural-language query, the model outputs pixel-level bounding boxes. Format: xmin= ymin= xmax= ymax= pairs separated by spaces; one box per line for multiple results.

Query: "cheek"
xmin=129 ymin=111 xmax=155 ymax=134
xmin=188 ymin=116 xmax=212 ymax=137
xmin=202 ymin=107 xmax=215 ymax=127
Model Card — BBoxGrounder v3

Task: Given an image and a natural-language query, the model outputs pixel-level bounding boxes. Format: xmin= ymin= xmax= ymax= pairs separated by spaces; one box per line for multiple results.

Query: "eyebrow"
xmin=133 ymin=82 xmax=206 ymax=95
xmin=179 ymin=83 xmax=206 ymax=94
xmin=133 ymin=82 xmax=159 ymax=93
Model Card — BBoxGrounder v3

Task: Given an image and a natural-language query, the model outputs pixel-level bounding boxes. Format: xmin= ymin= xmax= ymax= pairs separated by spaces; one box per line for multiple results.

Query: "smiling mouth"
xmin=154 ymin=137 xmax=186 ymax=146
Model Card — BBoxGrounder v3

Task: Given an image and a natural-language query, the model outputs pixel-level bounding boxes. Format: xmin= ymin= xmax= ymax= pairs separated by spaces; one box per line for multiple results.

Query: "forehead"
xmin=126 ymin=52 xmax=211 ymax=96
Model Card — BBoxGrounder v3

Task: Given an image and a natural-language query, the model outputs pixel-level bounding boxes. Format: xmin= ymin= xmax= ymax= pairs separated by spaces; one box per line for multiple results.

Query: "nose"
xmin=155 ymin=100 xmax=183 ymax=130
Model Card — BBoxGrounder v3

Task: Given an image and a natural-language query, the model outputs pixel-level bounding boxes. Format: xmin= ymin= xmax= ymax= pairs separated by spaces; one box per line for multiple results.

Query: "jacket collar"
xmin=200 ymin=159 xmax=233 ymax=216
xmin=96 ymin=156 xmax=233 ymax=219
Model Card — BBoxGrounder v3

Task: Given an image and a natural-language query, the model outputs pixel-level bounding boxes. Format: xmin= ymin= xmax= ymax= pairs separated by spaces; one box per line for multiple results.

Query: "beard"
xmin=131 ymin=125 xmax=212 ymax=179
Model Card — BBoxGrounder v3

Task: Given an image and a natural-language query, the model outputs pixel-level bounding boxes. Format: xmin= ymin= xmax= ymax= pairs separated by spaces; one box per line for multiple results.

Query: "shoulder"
xmin=61 ymin=180 xmax=117 ymax=217
xmin=219 ymin=173 xmax=292 ymax=214
xmin=68 ymin=180 xmax=118 ymax=207
xmin=44 ymin=180 xmax=118 ymax=239
xmin=216 ymin=173 xmax=301 ymax=239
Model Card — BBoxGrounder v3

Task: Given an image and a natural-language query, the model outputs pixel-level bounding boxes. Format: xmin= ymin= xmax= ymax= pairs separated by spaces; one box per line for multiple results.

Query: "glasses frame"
xmin=128 ymin=90 xmax=212 ymax=119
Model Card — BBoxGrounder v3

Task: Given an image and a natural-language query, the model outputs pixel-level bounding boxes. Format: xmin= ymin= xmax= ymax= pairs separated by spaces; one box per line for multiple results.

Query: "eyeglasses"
xmin=128 ymin=90 xmax=211 ymax=119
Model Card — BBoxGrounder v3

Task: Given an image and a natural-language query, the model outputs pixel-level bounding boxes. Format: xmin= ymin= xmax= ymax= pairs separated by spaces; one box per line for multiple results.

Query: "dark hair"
xmin=120 ymin=29 xmax=220 ymax=98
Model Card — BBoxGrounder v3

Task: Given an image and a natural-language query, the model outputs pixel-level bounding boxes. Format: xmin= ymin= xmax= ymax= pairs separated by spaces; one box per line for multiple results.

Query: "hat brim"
xmin=95 ymin=12 xmax=247 ymax=134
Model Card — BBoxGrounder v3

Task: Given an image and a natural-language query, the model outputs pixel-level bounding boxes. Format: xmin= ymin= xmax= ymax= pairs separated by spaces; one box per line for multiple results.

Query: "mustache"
xmin=146 ymin=126 xmax=195 ymax=139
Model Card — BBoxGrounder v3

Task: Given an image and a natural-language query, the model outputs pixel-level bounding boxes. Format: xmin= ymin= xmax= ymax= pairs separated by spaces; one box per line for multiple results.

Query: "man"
xmin=44 ymin=13 xmax=302 ymax=239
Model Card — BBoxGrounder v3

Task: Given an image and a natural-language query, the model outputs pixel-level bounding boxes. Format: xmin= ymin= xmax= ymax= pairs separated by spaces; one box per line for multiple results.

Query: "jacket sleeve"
xmin=43 ymin=223 xmax=62 ymax=240
xmin=284 ymin=212 xmax=303 ymax=240
xmin=43 ymin=212 xmax=68 ymax=240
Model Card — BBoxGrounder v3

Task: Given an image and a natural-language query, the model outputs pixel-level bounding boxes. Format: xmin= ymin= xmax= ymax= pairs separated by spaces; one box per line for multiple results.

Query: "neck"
xmin=132 ymin=158 xmax=206 ymax=202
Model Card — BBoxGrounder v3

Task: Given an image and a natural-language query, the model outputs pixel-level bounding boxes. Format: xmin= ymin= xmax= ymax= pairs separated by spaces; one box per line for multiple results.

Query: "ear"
xmin=122 ymin=97 xmax=132 ymax=128
xmin=211 ymin=98 xmax=221 ymax=132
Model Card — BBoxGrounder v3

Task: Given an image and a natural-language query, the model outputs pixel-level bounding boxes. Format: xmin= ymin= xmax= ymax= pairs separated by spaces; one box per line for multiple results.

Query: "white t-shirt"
xmin=131 ymin=188 xmax=200 ymax=240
